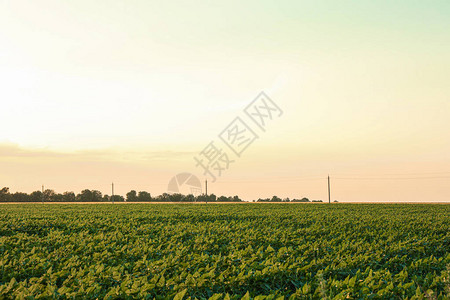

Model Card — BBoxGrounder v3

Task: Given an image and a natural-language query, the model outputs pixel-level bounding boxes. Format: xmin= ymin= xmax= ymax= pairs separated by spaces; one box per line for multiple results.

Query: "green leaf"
xmin=241 ymin=291 xmax=251 ymax=300
xmin=349 ymin=276 xmax=356 ymax=287
xmin=302 ymin=284 xmax=310 ymax=294
xmin=173 ymin=288 xmax=187 ymax=300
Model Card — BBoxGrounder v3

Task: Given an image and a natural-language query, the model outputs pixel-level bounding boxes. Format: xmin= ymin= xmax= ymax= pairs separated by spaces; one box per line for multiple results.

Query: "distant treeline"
xmin=255 ymin=196 xmax=321 ymax=202
xmin=0 ymin=187 xmax=243 ymax=202
xmin=0 ymin=187 xmax=317 ymax=203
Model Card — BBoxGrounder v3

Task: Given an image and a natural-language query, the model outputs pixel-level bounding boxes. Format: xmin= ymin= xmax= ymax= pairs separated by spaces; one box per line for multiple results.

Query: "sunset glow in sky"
xmin=1 ymin=1 xmax=449 ymax=201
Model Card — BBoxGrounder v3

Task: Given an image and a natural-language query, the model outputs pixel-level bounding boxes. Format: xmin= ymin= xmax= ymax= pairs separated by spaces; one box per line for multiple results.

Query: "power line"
xmin=335 ymin=171 xmax=450 ymax=176
xmin=217 ymin=177 xmax=325 ymax=183
xmin=334 ymin=176 xmax=450 ymax=180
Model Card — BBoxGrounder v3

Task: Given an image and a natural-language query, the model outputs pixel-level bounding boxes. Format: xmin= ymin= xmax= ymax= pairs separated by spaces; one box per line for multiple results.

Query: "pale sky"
xmin=1 ymin=1 xmax=449 ymax=201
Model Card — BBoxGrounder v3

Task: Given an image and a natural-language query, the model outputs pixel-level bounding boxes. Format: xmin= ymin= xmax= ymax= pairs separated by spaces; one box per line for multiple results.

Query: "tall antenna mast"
xmin=112 ymin=182 xmax=114 ymax=204
xmin=328 ymin=175 xmax=331 ymax=204
xmin=205 ymin=179 xmax=208 ymax=204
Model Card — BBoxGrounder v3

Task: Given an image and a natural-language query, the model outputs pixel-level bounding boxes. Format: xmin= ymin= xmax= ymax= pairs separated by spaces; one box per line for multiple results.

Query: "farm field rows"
xmin=0 ymin=203 xmax=449 ymax=299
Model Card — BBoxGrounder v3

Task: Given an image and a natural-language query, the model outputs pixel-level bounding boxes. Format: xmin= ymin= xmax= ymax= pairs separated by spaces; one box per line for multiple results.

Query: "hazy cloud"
xmin=0 ymin=143 xmax=196 ymax=162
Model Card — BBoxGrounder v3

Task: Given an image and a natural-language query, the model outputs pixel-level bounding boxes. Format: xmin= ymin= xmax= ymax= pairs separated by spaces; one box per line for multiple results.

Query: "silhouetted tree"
xmin=257 ymin=198 xmax=270 ymax=202
xmin=0 ymin=187 xmax=11 ymax=202
xmin=232 ymin=195 xmax=242 ymax=202
xmin=156 ymin=193 xmax=170 ymax=202
xmin=43 ymin=189 xmax=55 ymax=202
xmin=170 ymin=193 xmax=184 ymax=202
xmin=196 ymin=195 xmax=207 ymax=202
xmin=291 ymin=197 xmax=310 ymax=202
xmin=126 ymin=190 xmax=138 ymax=202
xmin=30 ymin=191 xmax=43 ymax=202
xmin=217 ymin=196 xmax=229 ymax=202
xmin=63 ymin=192 xmax=76 ymax=202
xmin=138 ymin=191 xmax=151 ymax=202
xmin=77 ymin=189 xmax=102 ymax=202
xmin=184 ymin=194 xmax=195 ymax=202
xmin=111 ymin=195 xmax=124 ymax=202
xmin=12 ymin=192 xmax=30 ymax=202
xmin=271 ymin=196 xmax=282 ymax=202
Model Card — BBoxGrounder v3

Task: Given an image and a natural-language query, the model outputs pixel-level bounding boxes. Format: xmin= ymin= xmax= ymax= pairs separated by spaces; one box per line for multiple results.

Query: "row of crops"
xmin=0 ymin=203 xmax=449 ymax=299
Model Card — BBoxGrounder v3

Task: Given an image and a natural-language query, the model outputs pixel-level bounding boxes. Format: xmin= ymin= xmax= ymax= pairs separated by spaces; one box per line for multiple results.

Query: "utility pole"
xmin=205 ymin=179 xmax=208 ymax=204
xmin=112 ymin=182 xmax=114 ymax=204
xmin=328 ymin=175 xmax=331 ymax=204
xmin=42 ymin=185 xmax=44 ymax=204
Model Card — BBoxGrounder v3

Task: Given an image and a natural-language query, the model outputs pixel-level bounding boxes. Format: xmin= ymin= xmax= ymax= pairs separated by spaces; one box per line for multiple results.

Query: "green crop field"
xmin=0 ymin=204 xmax=449 ymax=299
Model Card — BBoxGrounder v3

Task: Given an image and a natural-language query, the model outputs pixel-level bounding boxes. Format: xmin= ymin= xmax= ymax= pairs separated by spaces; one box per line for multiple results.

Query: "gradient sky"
xmin=1 ymin=1 xmax=449 ymax=201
